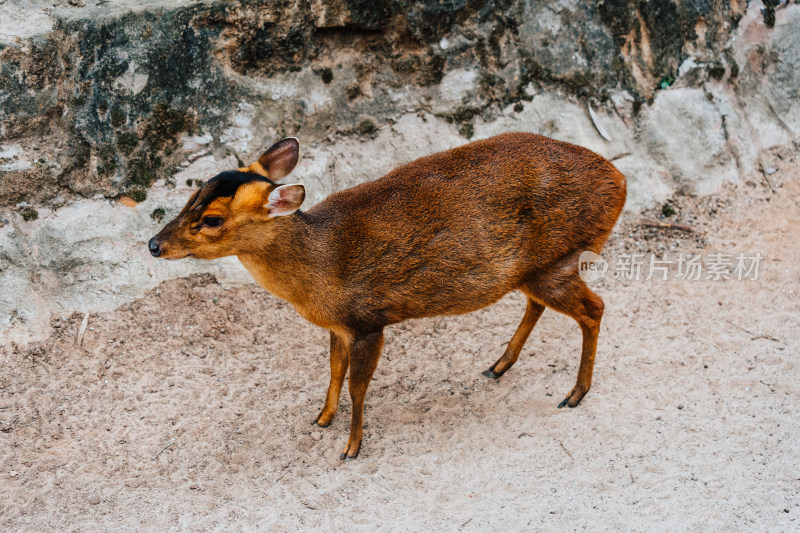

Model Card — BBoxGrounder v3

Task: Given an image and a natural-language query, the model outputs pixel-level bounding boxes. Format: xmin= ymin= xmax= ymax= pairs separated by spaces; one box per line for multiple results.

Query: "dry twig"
xmin=639 ymin=219 xmax=694 ymax=232
xmin=559 ymin=442 xmax=574 ymax=461
xmin=77 ymin=312 xmax=89 ymax=347
xmin=725 ymin=320 xmax=782 ymax=344
xmin=152 ymin=441 xmax=174 ymax=461
xmin=759 ymin=163 xmax=776 ymax=193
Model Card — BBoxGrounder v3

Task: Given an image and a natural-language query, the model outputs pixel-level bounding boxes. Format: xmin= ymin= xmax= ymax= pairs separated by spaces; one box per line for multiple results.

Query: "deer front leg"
xmin=313 ymin=331 xmax=350 ymax=427
xmin=340 ymin=330 xmax=384 ymax=460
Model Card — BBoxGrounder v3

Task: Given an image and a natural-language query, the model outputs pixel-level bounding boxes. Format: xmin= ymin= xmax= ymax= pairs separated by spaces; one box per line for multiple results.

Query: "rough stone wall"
xmin=0 ymin=0 xmax=749 ymax=206
xmin=0 ymin=0 xmax=798 ymax=339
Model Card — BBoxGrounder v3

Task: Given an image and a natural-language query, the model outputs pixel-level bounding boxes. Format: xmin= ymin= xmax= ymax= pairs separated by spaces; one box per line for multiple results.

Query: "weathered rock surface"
xmin=0 ymin=0 xmax=750 ymax=206
xmin=0 ymin=0 xmax=798 ymax=339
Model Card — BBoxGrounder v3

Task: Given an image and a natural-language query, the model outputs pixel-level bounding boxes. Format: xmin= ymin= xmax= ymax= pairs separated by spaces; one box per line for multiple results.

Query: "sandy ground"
xmin=1 ymin=148 xmax=799 ymax=531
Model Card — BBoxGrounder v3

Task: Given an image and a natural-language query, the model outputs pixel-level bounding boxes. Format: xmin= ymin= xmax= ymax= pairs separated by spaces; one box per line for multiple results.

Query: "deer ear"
xmin=238 ymin=138 xmax=300 ymax=180
xmin=266 ymin=184 xmax=305 ymax=217
xmin=240 ymin=137 xmax=298 ymax=181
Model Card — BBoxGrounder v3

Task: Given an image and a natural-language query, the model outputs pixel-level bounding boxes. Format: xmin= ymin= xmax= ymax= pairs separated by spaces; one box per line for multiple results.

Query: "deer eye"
xmin=203 ymin=216 xmax=223 ymax=227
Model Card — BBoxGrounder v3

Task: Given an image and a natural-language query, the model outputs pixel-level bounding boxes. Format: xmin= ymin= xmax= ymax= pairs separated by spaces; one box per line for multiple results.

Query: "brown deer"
xmin=149 ymin=132 xmax=626 ymax=460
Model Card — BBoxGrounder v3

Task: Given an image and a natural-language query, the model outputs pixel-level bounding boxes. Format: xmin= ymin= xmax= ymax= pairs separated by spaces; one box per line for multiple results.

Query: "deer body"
xmin=150 ymin=132 xmax=626 ymax=460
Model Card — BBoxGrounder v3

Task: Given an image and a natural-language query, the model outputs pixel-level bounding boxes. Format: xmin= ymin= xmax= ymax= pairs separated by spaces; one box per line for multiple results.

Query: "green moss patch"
xmin=19 ymin=206 xmax=39 ymax=221
xmin=144 ymin=102 xmax=191 ymax=150
xmin=150 ymin=207 xmax=166 ymax=222
xmin=356 ymin=118 xmax=377 ymax=136
xmin=127 ymin=186 xmax=147 ymax=203
xmin=117 ymin=132 xmax=139 ymax=155
xmin=320 ymin=67 xmax=333 ymax=84
xmin=97 ymin=145 xmax=117 ymax=176
xmin=128 ymin=157 xmax=156 ymax=188
xmin=458 ymin=123 xmax=474 ymax=139
xmin=110 ymin=108 xmax=127 ymax=128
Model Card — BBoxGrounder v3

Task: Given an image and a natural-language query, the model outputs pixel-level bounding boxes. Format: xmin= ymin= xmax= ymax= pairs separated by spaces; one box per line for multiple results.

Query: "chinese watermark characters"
xmin=579 ymin=251 xmax=763 ymax=283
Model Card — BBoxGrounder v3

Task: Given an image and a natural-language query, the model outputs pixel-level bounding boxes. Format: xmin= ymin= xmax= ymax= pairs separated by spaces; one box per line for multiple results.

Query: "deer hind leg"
xmin=529 ymin=268 xmax=604 ymax=408
xmin=483 ymin=296 xmax=545 ymax=379
xmin=313 ymin=331 xmax=350 ymax=427
xmin=340 ymin=330 xmax=384 ymax=460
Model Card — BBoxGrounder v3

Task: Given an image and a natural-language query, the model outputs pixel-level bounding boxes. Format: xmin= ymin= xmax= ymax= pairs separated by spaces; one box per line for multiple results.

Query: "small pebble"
xmin=310 ymin=431 xmax=322 ymax=441
xmin=677 ymin=405 xmax=684 ymax=410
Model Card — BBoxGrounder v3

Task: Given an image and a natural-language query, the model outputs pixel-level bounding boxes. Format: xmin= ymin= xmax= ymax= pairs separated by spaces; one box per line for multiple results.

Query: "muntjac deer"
xmin=149 ymin=132 xmax=626 ymax=460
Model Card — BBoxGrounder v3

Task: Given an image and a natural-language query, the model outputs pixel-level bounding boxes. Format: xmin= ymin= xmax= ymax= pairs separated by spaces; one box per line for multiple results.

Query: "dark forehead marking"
xmin=191 ymin=171 xmax=275 ymax=210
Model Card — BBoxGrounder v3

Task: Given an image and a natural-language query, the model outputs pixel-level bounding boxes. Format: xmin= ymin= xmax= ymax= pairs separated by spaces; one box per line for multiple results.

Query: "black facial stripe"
xmin=200 ymin=171 xmax=275 ymax=203
xmin=184 ymin=171 xmax=275 ymax=217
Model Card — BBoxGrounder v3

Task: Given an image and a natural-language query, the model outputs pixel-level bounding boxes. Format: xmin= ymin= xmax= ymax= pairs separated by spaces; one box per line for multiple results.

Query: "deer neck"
xmin=237 ymin=213 xmax=333 ymax=326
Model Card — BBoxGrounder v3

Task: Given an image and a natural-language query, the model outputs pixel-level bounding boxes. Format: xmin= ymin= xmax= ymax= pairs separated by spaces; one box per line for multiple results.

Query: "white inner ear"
xmin=265 ymin=184 xmax=303 ymax=217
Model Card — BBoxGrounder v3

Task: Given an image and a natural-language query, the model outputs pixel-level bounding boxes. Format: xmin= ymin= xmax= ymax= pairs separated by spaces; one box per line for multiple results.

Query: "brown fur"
xmin=151 ymin=132 xmax=627 ymax=460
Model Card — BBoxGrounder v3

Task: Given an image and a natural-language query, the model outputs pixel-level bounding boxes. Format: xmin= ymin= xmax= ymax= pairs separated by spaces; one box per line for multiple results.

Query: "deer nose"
xmin=148 ymin=237 xmax=162 ymax=257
